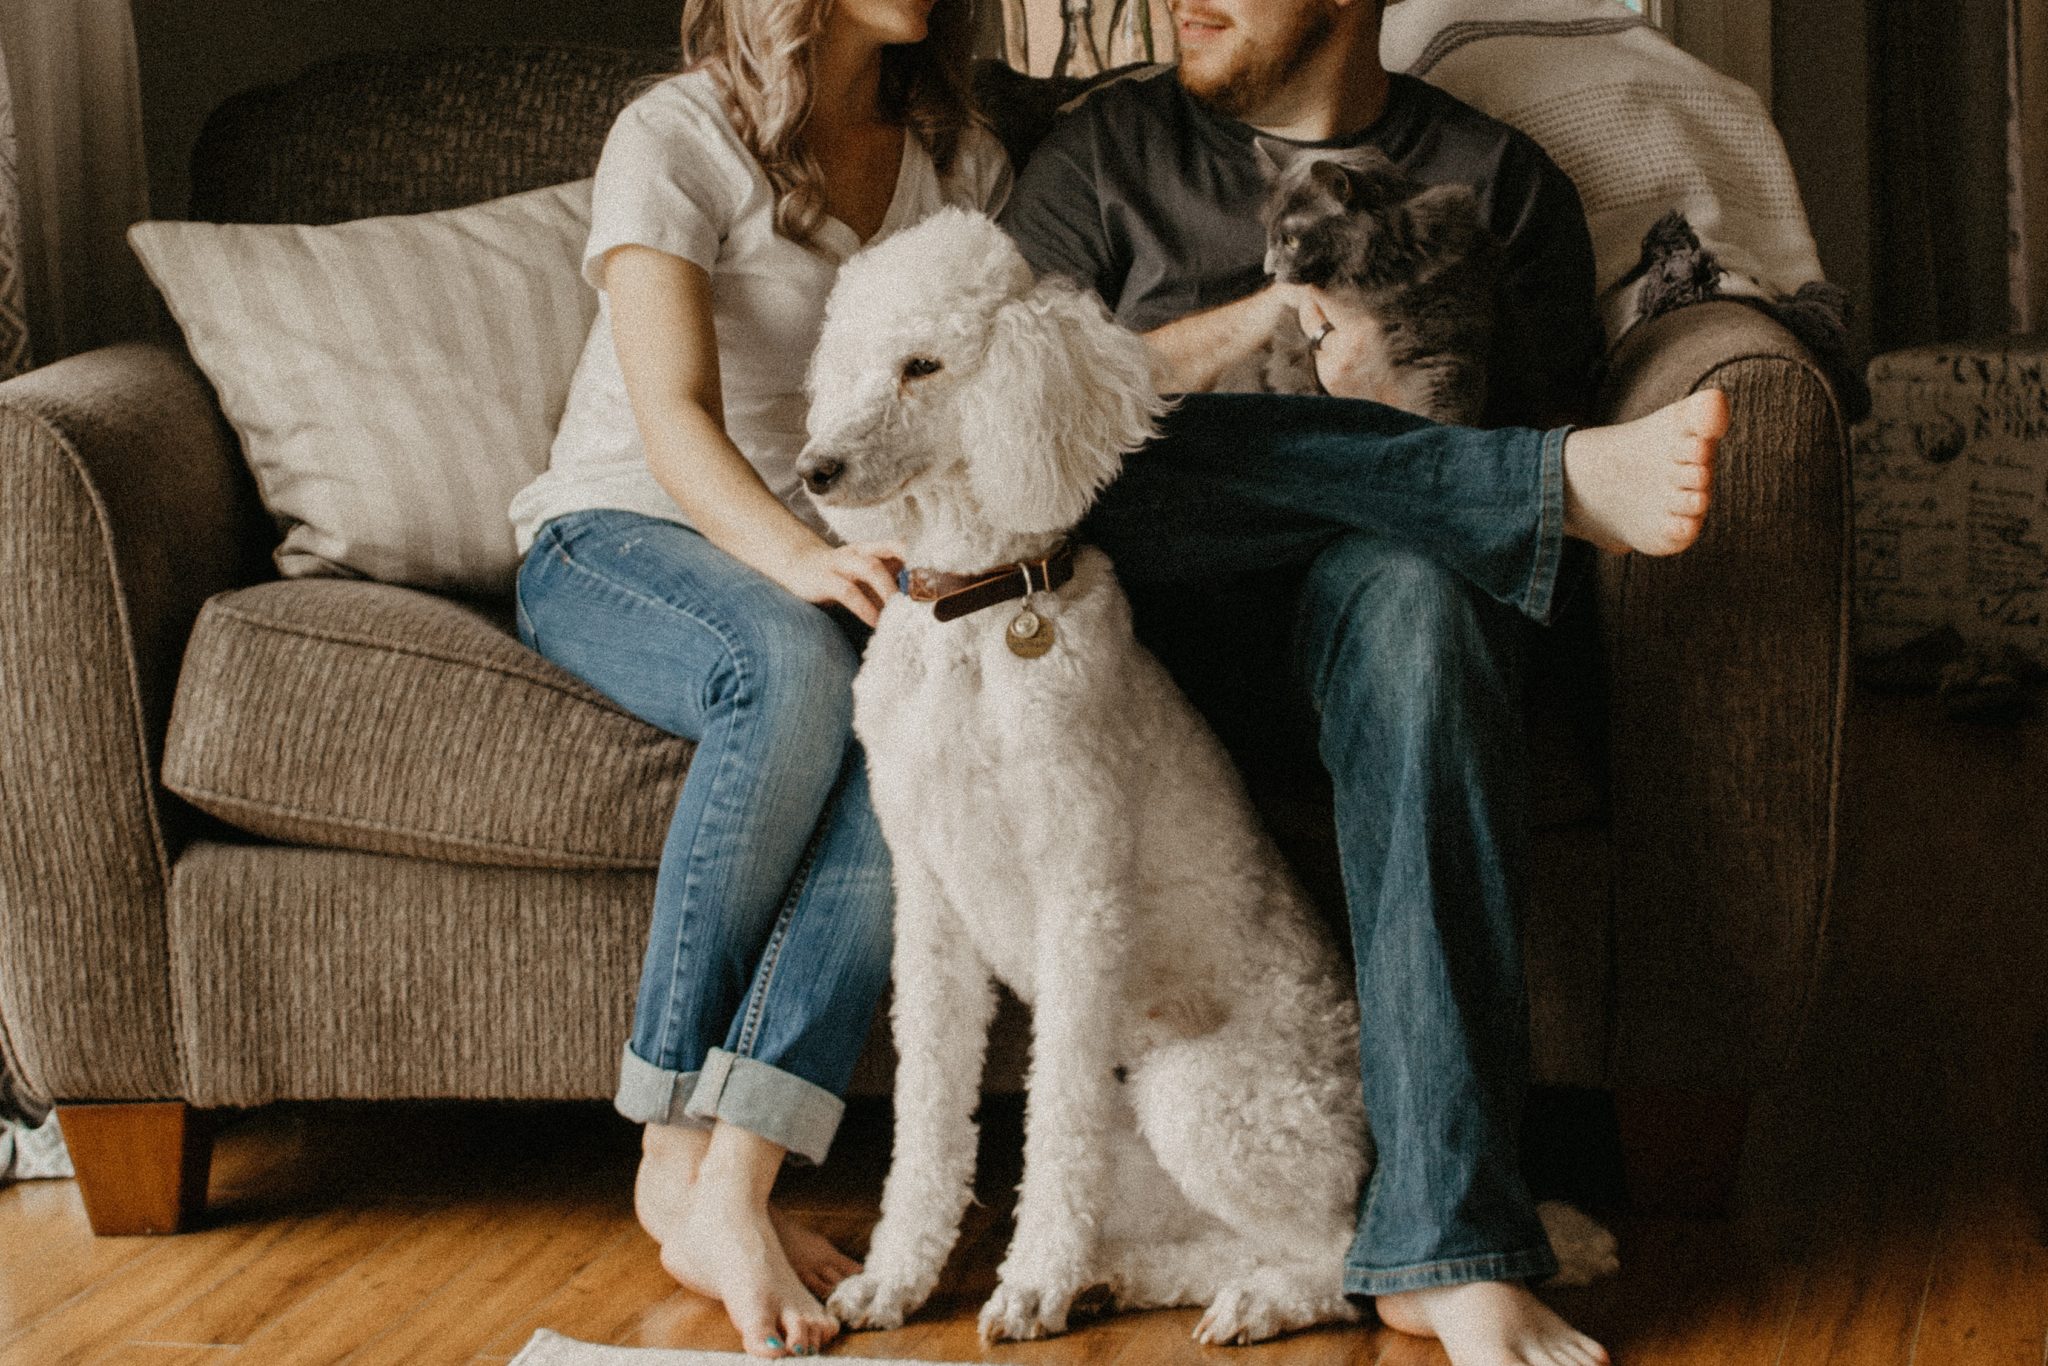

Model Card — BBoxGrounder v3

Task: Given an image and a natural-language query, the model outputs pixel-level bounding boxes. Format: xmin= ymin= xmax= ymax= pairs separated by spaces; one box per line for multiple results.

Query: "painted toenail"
xmin=765 ymin=1337 xmax=783 ymax=1350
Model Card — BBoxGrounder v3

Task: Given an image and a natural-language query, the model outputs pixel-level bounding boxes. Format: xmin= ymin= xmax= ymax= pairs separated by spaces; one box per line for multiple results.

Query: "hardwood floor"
xmin=3 ymin=692 xmax=2044 ymax=1365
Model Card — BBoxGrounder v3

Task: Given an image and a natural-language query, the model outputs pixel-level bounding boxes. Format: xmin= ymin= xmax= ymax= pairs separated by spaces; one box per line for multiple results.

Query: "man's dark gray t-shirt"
xmin=997 ymin=66 xmax=1602 ymax=427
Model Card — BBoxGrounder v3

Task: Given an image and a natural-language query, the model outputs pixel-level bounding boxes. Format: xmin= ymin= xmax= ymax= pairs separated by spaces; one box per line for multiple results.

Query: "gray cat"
xmin=1231 ymin=144 xmax=1499 ymax=424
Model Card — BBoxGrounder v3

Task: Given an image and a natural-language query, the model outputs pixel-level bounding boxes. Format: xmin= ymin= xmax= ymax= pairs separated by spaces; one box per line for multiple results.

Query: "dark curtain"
xmin=1868 ymin=0 xmax=2014 ymax=348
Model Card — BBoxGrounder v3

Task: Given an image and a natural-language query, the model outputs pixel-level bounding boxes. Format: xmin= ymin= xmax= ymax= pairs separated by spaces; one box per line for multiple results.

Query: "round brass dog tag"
xmin=1006 ymin=609 xmax=1055 ymax=659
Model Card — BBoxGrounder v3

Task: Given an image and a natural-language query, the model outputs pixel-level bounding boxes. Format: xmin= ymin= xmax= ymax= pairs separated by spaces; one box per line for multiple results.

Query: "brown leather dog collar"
xmin=900 ymin=542 xmax=1075 ymax=623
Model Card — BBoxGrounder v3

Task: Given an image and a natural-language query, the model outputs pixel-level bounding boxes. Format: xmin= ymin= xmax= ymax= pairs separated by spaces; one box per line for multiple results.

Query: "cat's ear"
xmin=1251 ymin=136 xmax=1294 ymax=181
xmin=1308 ymin=159 xmax=1356 ymax=205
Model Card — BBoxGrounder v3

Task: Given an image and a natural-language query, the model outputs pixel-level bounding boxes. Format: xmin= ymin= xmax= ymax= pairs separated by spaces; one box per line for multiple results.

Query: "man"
xmin=998 ymin=0 xmax=1726 ymax=1362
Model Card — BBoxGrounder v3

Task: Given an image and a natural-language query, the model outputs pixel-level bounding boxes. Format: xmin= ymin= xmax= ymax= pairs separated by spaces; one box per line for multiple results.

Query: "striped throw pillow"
xmin=128 ymin=179 xmax=597 ymax=595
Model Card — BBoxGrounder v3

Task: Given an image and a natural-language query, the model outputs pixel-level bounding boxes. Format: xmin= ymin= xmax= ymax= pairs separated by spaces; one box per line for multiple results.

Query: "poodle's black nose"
xmin=800 ymin=459 xmax=843 ymax=494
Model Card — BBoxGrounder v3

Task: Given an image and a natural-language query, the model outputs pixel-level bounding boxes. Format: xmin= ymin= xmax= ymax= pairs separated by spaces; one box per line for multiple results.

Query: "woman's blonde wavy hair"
xmin=679 ymin=0 xmax=980 ymax=251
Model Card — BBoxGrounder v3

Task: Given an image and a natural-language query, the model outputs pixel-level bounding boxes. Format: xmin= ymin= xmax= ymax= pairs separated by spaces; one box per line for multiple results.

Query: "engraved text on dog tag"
xmin=1006 ymin=609 xmax=1055 ymax=659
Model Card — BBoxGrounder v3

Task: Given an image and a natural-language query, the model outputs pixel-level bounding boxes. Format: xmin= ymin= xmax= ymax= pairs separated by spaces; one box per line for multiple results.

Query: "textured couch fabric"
xmin=169 ymin=843 xmax=652 ymax=1108
xmin=1596 ymin=306 xmax=1850 ymax=1087
xmin=0 ymin=344 xmax=264 ymax=1103
xmin=164 ymin=580 xmax=693 ymax=870
xmin=0 ymin=45 xmax=1846 ymax=1116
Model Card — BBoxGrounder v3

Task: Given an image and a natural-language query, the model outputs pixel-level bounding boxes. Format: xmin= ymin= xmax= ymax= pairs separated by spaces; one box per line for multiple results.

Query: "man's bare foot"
xmin=655 ymin=1166 xmax=841 ymax=1357
xmin=634 ymin=1123 xmax=862 ymax=1305
xmin=1562 ymin=388 xmax=1729 ymax=555
xmin=1377 ymin=1280 xmax=1609 ymax=1366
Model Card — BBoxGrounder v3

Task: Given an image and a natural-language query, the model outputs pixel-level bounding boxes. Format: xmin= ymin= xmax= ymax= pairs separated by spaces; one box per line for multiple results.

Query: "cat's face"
xmin=1261 ymin=147 xmax=1416 ymax=288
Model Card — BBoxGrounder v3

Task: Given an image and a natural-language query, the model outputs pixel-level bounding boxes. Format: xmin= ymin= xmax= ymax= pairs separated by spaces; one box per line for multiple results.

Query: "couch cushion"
xmin=164 ymin=576 xmax=1600 ymax=873
xmin=163 ymin=579 xmax=690 ymax=870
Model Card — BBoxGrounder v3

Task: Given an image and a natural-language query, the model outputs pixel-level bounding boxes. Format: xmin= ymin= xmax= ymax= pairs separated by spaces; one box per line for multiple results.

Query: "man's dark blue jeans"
xmin=1081 ymin=391 xmax=1573 ymax=1295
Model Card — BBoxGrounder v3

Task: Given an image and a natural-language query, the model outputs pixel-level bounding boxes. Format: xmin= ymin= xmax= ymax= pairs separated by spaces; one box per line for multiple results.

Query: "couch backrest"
xmin=188 ymin=45 xmax=680 ymax=224
xmin=185 ymin=45 xmax=1109 ymax=226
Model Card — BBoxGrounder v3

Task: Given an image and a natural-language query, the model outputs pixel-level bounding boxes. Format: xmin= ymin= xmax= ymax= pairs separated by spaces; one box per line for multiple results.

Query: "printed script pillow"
xmin=128 ymin=179 xmax=596 ymax=594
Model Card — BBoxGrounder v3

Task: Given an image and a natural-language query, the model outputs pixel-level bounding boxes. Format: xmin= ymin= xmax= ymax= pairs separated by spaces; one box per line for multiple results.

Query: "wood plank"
xmin=1909 ymin=1187 xmax=2048 ymax=1366
xmin=0 ymin=1222 xmax=274 ymax=1366
xmin=348 ymin=1201 xmax=624 ymax=1366
xmin=1769 ymin=1166 xmax=1946 ymax=1366
xmin=1554 ymin=1211 xmax=1800 ymax=1366
xmin=227 ymin=1204 xmax=502 ymax=1365
xmin=1371 ymin=1330 xmax=1451 ymax=1366
xmin=0 ymin=1181 xmax=155 ymax=1335
xmin=1907 ymin=999 xmax=2048 ymax=1366
xmin=473 ymin=1227 xmax=666 ymax=1356
xmin=142 ymin=1207 xmax=415 ymax=1345
xmin=81 ymin=1346 xmax=241 ymax=1365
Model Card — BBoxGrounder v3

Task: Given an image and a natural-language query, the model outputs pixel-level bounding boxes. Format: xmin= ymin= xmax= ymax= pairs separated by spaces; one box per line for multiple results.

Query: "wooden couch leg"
xmin=55 ymin=1101 xmax=213 ymax=1235
xmin=1613 ymin=1086 xmax=1751 ymax=1215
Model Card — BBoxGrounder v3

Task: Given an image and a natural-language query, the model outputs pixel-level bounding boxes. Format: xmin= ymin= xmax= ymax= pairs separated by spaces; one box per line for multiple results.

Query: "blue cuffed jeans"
xmin=514 ymin=508 xmax=892 ymax=1165
xmin=1082 ymin=392 xmax=1573 ymax=1295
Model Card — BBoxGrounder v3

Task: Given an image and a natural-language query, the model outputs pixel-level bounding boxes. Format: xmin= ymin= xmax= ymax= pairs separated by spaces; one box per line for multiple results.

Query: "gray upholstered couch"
xmin=0 ymin=46 xmax=1848 ymax=1235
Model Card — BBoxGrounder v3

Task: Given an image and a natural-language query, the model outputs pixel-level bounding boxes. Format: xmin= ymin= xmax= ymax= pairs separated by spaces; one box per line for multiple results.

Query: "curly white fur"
xmin=800 ymin=208 xmax=1616 ymax=1346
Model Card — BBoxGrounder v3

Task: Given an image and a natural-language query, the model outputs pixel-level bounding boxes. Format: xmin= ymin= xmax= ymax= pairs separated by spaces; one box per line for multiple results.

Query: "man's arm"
xmin=1141 ymin=287 xmax=1299 ymax=394
xmin=1000 ymin=106 xmax=1290 ymax=396
xmin=997 ymin=124 xmax=1117 ymax=310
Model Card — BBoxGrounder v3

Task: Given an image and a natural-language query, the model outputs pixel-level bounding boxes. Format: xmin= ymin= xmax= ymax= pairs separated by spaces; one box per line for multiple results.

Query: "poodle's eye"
xmin=901 ymin=356 xmax=943 ymax=380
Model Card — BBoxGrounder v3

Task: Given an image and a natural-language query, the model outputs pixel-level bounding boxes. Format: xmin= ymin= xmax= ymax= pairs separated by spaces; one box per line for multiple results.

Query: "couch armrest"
xmin=1591 ymin=302 xmax=1850 ymax=1092
xmin=0 ymin=343 xmax=264 ymax=1103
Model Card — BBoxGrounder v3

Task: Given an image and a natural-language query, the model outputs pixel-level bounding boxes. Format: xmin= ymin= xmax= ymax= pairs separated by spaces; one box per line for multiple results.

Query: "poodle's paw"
xmin=1193 ymin=1271 xmax=1358 ymax=1346
xmin=977 ymin=1274 xmax=1081 ymax=1344
xmin=828 ymin=1268 xmax=932 ymax=1330
xmin=1537 ymin=1199 xmax=1621 ymax=1287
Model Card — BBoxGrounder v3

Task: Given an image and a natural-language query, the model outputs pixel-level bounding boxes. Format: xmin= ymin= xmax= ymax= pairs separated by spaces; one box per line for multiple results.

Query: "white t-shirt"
xmin=508 ymin=71 xmax=1013 ymax=553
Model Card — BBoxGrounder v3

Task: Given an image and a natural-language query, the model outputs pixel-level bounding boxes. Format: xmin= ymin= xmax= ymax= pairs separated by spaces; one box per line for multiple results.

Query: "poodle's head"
xmin=798 ymin=207 xmax=1166 ymax=543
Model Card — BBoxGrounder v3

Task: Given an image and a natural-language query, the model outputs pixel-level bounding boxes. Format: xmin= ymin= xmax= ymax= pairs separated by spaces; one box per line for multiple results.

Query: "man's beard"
xmin=1177 ymin=4 xmax=1334 ymax=120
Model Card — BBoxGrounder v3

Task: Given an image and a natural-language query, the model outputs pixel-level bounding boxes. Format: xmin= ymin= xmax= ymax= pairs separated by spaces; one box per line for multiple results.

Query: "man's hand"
xmin=1296 ymin=287 xmax=1397 ymax=405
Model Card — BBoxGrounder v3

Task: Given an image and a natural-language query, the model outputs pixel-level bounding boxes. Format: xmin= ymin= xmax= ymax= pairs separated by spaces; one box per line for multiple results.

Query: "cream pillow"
xmin=128 ymin=179 xmax=596 ymax=594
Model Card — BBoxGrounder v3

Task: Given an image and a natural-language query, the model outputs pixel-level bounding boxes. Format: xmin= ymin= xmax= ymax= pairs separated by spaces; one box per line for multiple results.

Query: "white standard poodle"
xmin=796 ymin=207 xmax=1617 ymax=1347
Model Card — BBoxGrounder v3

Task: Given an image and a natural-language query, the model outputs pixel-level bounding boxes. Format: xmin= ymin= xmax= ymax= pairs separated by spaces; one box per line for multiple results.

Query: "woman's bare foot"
xmin=769 ymin=1206 xmax=865 ymax=1300
xmin=633 ymin=1120 xmax=710 ymax=1241
xmin=1562 ymin=389 xmax=1729 ymax=555
xmin=636 ymin=1122 xmax=842 ymax=1357
xmin=1377 ymin=1280 xmax=1609 ymax=1366
xmin=658 ymin=1175 xmax=839 ymax=1356
xmin=634 ymin=1122 xmax=863 ymax=1304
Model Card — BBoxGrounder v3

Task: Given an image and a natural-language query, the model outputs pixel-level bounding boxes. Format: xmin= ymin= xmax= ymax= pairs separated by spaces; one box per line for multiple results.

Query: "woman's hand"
xmin=1296 ymin=287 xmax=1395 ymax=404
xmin=774 ymin=539 xmax=906 ymax=628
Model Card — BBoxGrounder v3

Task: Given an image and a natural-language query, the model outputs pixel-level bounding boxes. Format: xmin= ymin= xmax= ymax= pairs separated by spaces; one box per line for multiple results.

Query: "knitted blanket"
xmin=1381 ymin=0 xmax=1859 ymax=406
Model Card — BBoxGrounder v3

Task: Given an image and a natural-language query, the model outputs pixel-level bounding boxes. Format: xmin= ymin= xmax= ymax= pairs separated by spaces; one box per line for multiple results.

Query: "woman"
xmin=506 ymin=0 xmax=1011 ymax=1354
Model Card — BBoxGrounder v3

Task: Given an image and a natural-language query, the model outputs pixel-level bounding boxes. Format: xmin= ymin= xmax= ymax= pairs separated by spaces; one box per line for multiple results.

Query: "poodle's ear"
xmin=958 ymin=274 xmax=1167 ymax=536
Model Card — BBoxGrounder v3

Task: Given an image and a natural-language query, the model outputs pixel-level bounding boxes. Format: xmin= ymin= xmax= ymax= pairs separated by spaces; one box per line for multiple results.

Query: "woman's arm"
xmin=603 ymin=243 xmax=900 ymax=624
